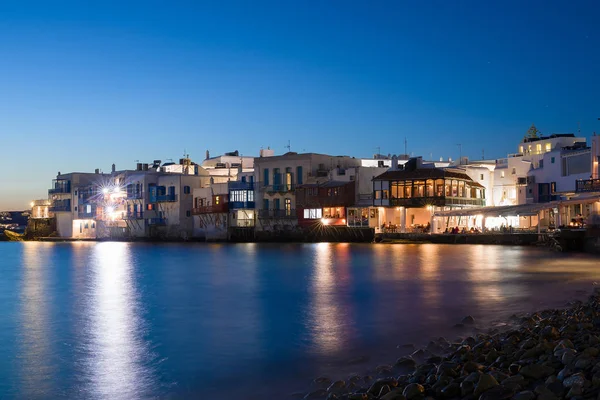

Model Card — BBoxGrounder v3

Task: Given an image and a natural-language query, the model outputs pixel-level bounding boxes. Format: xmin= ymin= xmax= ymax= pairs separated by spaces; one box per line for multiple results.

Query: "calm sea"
xmin=0 ymin=242 xmax=599 ymax=399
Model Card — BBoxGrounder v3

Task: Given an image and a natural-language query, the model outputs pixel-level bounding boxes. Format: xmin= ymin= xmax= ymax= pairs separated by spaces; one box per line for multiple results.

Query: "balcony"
xmin=48 ymin=180 xmax=71 ymax=194
xmin=156 ymin=194 xmax=177 ymax=202
xmin=123 ymin=212 xmax=144 ymax=220
xmin=261 ymin=184 xmax=295 ymax=193
xmin=389 ymin=196 xmax=484 ymax=208
xmin=576 ymin=178 xmax=600 ymax=193
xmin=50 ymin=204 xmax=71 ymax=212
xmin=126 ymin=191 xmax=144 ymax=200
xmin=228 ymin=181 xmax=255 ymax=191
xmin=48 ymin=187 xmax=71 ymax=194
xmin=258 ymin=209 xmax=297 ymax=219
xmin=147 ymin=217 xmax=167 ymax=226
xmin=192 ymin=203 xmax=229 ymax=214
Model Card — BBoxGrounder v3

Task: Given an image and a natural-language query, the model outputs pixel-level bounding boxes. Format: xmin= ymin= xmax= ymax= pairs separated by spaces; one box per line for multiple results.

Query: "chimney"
xmin=391 ymin=155 xmax=399 ymax=170
xmin=111 ymin=163 xmax=116 ymax=173
xmin=95 ymin=169 xmax=100 ymax=174
xmin=206 ymin=150 xmax=210 ymax=160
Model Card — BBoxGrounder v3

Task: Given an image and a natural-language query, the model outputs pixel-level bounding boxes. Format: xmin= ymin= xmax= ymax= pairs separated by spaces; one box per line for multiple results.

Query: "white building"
xmin=48 ymin=159 xmax=210 ymax=239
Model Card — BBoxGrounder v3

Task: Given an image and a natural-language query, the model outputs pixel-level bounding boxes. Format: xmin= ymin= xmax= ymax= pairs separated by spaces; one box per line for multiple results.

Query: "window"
xmin=511 ymin=168 xmax=516 ymax=175
xmin=186 ymin=210 xmax=191 ymax=217
xmin=274 ymin=198 xmax=280 ymax=210
xmin=75 ymin=206 xmax=78 ymax=211
xmin=285 ymin=198 xmax=291 ymax=216
xmin=536 ymin=144 xmax=542 ymax=153
xmin=75 ymin=190 xmax=78 ymax=195
xmin=480 ymin=174 xmax=484 ymax=180
xmin=545 ymin=143 xmax=552 ymax=152
xmin=147 ymin=204 xmax=154 ymax=210
xmin=501 ymin=171 xmax=505 ymax=178
xmin=86 ymin=205 xmax=91 ymax=213
xmin=92 ymin=222 xmax=95 ymax=229
xmin=539 ymin=160 xmax=544 ymax=168
xmin=263 ymin=199 xmax=269 ymax=210
xmin=184 ymin=186 xmax=191 ymax=194
xmin=382 ymin=190 xmax=389 ymax=199
xmin=551 ymin=157 xmax=555 ymax=164
xmin=303 ymin=208 xmax=322 ymax=219
xmin=263 ymin=168 xmax=269 ymax=186
xmin=375 ymin=190 xmax=381 ymax=199
xmin=519 ymin=146 xmax=524 ymax=153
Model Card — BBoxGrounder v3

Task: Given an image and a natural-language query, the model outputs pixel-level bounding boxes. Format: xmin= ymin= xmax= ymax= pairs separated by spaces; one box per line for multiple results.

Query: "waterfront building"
xmin=48 ymin=159 xmax=209 ymax=239
xmin=492 ymin=132 xmax=587 ymax=206
xmin=253 ymin=151 xmax=362 ymax=232
xmin=201 ymin=150 xmax=255 ymax=184
xmin=372 ymin=157 xmax=486 ymax=233
xmin=30 ymin=199 xmax=52 ymax=219
xmin=192 ymin=183 xmax=229 ymax=240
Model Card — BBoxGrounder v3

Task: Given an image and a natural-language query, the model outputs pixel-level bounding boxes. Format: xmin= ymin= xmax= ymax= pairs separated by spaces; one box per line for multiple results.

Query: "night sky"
xmin=1 ymin=0 xmax=599 ymax=209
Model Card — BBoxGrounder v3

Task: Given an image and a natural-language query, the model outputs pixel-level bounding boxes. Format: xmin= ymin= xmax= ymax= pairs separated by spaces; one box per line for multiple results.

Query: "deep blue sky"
xmin=1 ymin=0 xmax=599 ymax=209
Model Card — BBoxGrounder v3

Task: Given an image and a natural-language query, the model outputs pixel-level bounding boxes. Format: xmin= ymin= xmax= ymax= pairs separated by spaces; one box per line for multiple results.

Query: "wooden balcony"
xmin=390 ymin=196 xmax=485 ymax=208
xmin=192 ymin=203 xmax=229 ymax=214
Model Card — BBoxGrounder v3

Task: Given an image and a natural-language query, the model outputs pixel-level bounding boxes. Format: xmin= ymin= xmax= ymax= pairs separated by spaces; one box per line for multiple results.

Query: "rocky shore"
xmin=296 ymin=289 xmax=600 ymax=400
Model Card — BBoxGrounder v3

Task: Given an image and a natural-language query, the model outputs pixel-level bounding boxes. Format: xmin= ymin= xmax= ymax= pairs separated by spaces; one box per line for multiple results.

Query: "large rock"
xmin=477 ymin=385 xmax=515 ymax=400
xmin=512 ymin=391 xmax=535 ymax=400
xmin=520 ymin=364 xmax=555 ymax=380
xmin=473 ymin=374 xmax=499 ymax=397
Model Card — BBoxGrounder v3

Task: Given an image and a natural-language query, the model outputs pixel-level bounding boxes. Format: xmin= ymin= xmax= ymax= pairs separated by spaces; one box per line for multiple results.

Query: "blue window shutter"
xmin=297 ymin=166 xmax=303 ymax=184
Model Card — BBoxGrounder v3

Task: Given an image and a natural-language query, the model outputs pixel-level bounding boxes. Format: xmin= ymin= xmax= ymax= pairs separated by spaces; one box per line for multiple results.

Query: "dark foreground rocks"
xmin=298 ymin=290 xmax=600 ymax=400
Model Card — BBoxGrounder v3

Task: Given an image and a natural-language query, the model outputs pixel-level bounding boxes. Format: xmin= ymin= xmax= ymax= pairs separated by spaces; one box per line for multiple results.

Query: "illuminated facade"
xmin=372 ymin=157 xmax=485 ymax=233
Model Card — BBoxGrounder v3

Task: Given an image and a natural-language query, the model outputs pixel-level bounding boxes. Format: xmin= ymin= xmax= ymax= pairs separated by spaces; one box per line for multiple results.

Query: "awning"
xmin=433 ymin=194 xmax=600 ymax=218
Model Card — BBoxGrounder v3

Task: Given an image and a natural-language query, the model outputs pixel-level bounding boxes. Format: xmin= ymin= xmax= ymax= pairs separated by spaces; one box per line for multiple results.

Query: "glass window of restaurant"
xmin=396 ymin=181 xmax=405 ymax=198
xmin=445 ymin=180 xmax=451 ymax=196
xmin=391 ymin=182 xmax=399 ymax=199
xmin=323 ymin=207 xmax=344 ymax=218
xmin=414 ymin=180 xmax=425 ymax=197
xmin=451 ymin=180 xmax=458 ymax=197
xmin=458 ymin=181 xmax=465 ymax=197
xmin=435 ymin=179 xmax=444 ymax=196
xmin=426 ymin=179 xmax=434 ymax=197
xmin=405 ymin=182 xmax=412 ymax=198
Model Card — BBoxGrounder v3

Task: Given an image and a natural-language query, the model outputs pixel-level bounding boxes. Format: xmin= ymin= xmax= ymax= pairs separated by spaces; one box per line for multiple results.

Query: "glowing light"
xmin=321 ymin=218 xmax=329 ymax=225
xmin=30 ymin=202 xmax=34 ymax=208
xmin=342 ymin=219 xmax=346 ymax=224
xmin=106 ymin=206 xmax=115 ymax=215
xmin=112 ymin=187 xmax=120 ymax=193
xmin=102 ymin=188 xmax=109 ymax=194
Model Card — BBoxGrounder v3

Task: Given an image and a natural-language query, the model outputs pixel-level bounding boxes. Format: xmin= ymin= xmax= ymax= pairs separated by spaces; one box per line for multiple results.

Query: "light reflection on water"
xmin=1 ymin=242 xmax=600 ymax=399
xmin=83 ymin=242 xmax=155 ymax=400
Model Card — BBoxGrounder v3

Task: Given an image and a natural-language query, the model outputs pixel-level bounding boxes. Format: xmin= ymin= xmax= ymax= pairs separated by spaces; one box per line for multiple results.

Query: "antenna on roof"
xmin=404 ymin=138 xmax=407 ymax=157
xmin=482 ymin=148 xmax=485 ymax=160
xmin=577 ymin=121 xmax=581 ymax=134
xmin=285 ymin=140 xmax=291 ymax=152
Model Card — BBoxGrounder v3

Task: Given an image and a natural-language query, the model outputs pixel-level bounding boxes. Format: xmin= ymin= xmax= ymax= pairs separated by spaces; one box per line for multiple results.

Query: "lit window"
xmin=519 ymin=146 xmax=524 ymax=153
xmin=536 ymin=144 xmax=542 ymax=153
xmin=501 ymin=171 xmax=505 ymax=178
xmin=545 ymin=143 xmax=552 ymax=152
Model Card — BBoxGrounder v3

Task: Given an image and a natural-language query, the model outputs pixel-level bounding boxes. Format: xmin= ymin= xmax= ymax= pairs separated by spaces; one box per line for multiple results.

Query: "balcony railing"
xmin=228 ymin=181 xmax=255 ymax=190
xmin=49 ymin=186 xmax=71 ymax=194
xmin=260 ymin=184 xmax=295 ymax=193
xmin=123 ymin=212 xmax=144 ymax=220
xmin=156 ymin=194 xmax=177 ymax=202
xmin=192 ymin=203 xmax=229 ymax=214
xmin=126 ymin=192 xmax=144 ymax=200
xmin=258 ymin=209 xmax=297 ymax=219
xmin=147 ymin=217 xmax=167 ymax=225
xmin=50 ymin=204 xmax=71 ymax=212
xmin=576 ymin=178 xmax=600 ymax=193
xmin=389 ymin=196 xmax=485 ymax=207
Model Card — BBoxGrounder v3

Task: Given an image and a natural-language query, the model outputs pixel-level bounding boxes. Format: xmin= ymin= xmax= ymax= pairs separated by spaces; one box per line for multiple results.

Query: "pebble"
xmin=299 ymin=292 xmax=600 ymax=400
xmin=402 ymin=383 xmax=424 ymax=399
